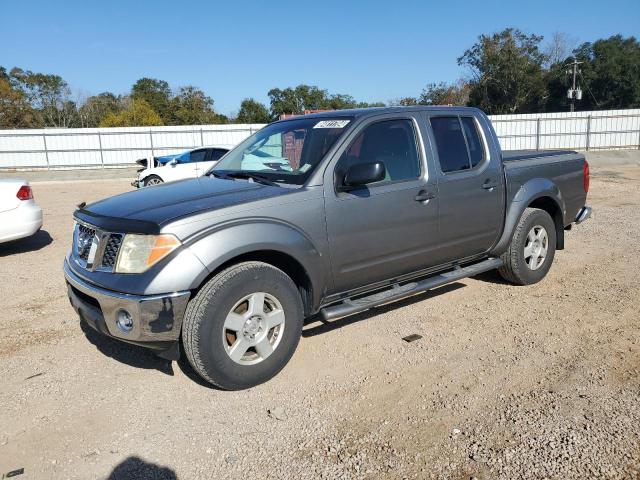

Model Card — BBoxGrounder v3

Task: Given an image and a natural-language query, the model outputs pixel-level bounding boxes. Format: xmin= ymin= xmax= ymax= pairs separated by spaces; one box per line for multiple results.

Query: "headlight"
xmin=115 ymin=234 xmax=181 ymax=273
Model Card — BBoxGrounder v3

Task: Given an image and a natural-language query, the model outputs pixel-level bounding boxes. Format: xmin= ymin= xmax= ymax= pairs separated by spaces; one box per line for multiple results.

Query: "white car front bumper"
xmin=0 ymin=202 xmax=43 ymax=243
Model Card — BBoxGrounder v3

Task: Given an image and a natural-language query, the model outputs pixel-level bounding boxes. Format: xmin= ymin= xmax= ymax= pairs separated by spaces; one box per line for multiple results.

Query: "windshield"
xmin=211 ymin=117 xmax=352 ymax=185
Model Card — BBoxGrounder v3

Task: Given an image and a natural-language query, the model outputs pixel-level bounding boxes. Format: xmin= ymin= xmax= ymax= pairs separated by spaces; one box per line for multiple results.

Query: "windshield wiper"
xmin=210 ymin=170 xmax=279 ymax=186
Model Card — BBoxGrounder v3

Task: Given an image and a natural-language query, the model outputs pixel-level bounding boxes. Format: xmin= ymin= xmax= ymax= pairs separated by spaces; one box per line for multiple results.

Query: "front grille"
xmin=76 ymin=224 xmax=96 ymax=261
xmin=73 ymin=222 xmax=124 ymax=272
xmin=101 ymin=234 xmax=123 ymax=269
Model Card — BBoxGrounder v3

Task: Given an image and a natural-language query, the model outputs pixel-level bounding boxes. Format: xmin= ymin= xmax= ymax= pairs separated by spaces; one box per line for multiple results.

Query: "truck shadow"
xmin=106 ymin=456 xmax=177 ymax=480
xmin=0 ymin=230 xmax=53 ymax=256
xmin=80 ymin=322 xmax=175 ymax=376
xmin=302 ymin=282 xmax=466 ymax=337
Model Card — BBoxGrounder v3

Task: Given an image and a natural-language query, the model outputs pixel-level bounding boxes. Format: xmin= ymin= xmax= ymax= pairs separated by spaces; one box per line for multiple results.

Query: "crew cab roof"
xmin=276 ymin=105 xmax=485 ymax=122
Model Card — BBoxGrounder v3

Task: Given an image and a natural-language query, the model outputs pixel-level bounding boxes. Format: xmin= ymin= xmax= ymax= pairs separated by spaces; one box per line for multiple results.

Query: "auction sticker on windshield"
xmin=314 ymin=120 xmax=350 ymax=129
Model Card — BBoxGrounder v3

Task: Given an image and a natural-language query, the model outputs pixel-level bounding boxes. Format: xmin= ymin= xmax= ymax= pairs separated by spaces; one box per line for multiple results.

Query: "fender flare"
xmin=185 ymin=218 xmax=329 ymax=310
xmin=490 ymin=178 xmax=566 ymax=256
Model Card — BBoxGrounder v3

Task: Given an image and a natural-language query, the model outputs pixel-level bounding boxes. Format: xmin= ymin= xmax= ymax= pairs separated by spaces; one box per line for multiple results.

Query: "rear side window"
xmin=430 ymin=117 xmax=470 ymax=172
xmin=461 ymin=117 xmax=484 ymax=167
xmin=430 ymin=116 xmax=485 ymax=172
xmin=209 ymin=148 xmax=228 ymax=161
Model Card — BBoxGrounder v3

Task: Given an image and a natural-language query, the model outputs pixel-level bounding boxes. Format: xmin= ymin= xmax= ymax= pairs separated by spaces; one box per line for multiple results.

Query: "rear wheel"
xmin=144 ymin=175 xmax=163 ymax=186
xmin=498 ymin=208 xmax=556 ymax=285
xmin=182 ymin=261 xmax=304 ymax=390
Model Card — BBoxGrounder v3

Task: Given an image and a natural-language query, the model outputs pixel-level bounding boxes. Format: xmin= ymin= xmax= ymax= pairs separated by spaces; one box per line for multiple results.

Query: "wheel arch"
xmin=183 ymin=220 xmax=329 ymax=316
xmin=195 ymin=250 xmax=316 ymax=317
xmin=491 ymin=178 xmax=566 ymax=255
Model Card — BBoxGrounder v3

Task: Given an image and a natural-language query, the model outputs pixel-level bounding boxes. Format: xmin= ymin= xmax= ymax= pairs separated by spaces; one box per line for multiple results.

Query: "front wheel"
xmin=182 ymin=261 xmax=304 ymax=390
xmin=143 ymin=175 xmax=163 ymax=187
xmin=498 ymin=208 xmax=556 ymax=285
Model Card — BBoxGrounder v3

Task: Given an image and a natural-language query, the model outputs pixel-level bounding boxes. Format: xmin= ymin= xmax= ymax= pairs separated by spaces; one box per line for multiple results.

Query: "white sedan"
xmin=0 ymin=179 xmax=43 ymax=244
xmin=134 ymin=145 xmax=234 ymax=187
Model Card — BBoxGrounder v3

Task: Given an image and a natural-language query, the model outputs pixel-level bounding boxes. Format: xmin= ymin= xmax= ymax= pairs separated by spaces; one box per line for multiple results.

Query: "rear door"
xmin=423 ymin=113 xmax=504 ymax=261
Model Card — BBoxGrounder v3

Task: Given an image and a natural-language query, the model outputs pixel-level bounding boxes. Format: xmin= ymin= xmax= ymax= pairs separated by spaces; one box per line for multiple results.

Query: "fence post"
xmin=200 ymin=128 xmax=204 ymax=146
xmin=535 ymin=118 xmax=541 ymax=151
xmin=97 ymin=132 xmax=105 ymax=168
xmin=585 ymin=115 xmax=592 ymax=151
xmin=42 ymin=133 xmax=50 ymax=170
xmin=149 ymin=130 xmax=155 ymax=169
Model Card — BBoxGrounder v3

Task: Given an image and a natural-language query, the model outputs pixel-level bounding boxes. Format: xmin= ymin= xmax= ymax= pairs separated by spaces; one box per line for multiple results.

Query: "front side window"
xmin=335 ymin=119 xmax=421 ymax=186
xmin=213 ymin=117 xmax=351 ymax=185
xmin=189 ymin=149 xmax=207 ymax=163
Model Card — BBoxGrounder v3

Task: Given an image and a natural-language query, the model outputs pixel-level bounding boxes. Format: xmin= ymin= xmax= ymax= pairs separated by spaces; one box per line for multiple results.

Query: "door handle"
xmin=415 ymin=190 xmax=436 ymax=202
xmin=482 ymin=179 xmax=498 ymax=190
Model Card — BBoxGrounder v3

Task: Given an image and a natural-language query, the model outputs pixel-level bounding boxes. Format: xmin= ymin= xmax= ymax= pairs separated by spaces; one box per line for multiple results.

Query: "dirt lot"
xmin=1 ymin=164 xmax=639 ymax=479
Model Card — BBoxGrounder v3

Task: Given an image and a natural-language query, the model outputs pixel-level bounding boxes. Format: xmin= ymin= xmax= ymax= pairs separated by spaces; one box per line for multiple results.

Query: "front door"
xmin=324 ymin=116 xmax=440 ymax=294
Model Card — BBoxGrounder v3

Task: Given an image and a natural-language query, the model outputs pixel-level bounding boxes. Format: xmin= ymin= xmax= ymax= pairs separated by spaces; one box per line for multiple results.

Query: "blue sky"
xmin=1 ymin=0 xmax=638 ymax=115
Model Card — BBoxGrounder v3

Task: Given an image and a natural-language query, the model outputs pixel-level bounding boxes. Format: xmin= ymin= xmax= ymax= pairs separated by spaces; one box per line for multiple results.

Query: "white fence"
xmin=488 ymin=108 xmax=640 ymax=151
xmin=0 ymin=109 xmax=639 ymax=170
xmin=0 ymin=124 xmax=264 ymax=170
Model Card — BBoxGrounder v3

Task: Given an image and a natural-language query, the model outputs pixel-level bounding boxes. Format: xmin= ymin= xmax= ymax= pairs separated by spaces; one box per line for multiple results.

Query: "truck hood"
xmin=79 ymin=176 xmax=294 ymax=230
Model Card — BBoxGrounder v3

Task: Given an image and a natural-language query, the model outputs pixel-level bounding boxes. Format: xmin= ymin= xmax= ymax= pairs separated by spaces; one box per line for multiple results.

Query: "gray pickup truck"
xmin=64 ymin=106 xmax=591 ymax=389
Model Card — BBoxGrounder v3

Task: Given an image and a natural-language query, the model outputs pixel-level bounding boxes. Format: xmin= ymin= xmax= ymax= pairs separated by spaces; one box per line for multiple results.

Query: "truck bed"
xmin=502 ymin=149 xmax=578 ymax=162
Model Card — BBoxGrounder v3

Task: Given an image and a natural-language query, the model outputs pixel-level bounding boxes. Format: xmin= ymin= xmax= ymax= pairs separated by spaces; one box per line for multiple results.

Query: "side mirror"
xmin=169 ymin=158 xmax=178 ymax=166
xmin=342 ymin=161 xmax=386 ymax=190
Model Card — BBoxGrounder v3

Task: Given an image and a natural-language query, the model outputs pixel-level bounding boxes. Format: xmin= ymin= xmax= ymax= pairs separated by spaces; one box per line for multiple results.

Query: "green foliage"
xmin=99 ymin=99 xmax=163 ymax=127
xmin=459 ymin=28 xmax=548 ymax=114
xmin=131 ymin=77 xmax=172 ymax=123
xmin=77 ymin=93 xmax=123 ymax=128
xmin=236 ymin=98 xmax=271 ymax=123
xmin=9 ymin=67 xmax=77 ymax=127
xmin=0 ymin=78 xmax=41 ymax=128
xmin=268 ymin=84 xmax=384 ymax=118
xmin=546 ymin=35 xmax=640 ymax=111
xmin=419 ymin=81 xmax=470 ymax=106
xmin=170 ymin=86 xmax=223 ymax=125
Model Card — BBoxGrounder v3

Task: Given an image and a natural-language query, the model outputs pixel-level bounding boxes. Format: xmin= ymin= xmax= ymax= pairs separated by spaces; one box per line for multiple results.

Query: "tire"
xmin=143 ymin=175 xmax=163 ymax=187
xmin=498 ymin=208 xmax=556 ymax=286
xmin=182 ymin=261 xmax=304 ymax=390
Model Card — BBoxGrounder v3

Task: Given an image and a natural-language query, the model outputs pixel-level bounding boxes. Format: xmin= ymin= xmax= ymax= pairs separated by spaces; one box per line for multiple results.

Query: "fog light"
xmin=116 ymin=309 xmax=134 ymax=333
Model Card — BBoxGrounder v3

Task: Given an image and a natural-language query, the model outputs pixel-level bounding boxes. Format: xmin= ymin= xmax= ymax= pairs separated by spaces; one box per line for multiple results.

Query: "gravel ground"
xmin=0 ymin=163 xmax=638 ymax=479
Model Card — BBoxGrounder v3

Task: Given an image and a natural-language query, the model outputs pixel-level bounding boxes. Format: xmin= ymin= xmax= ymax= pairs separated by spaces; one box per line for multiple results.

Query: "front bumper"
xmin=64 ymin=260 xmax=190 ymax=358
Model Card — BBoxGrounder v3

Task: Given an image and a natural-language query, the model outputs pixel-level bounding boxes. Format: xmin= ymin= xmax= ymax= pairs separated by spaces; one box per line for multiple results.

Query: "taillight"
xmin=583 ymin=161 xmax=590 ymax=194
xmin=16 ymin=185 xmax=33 ymax=201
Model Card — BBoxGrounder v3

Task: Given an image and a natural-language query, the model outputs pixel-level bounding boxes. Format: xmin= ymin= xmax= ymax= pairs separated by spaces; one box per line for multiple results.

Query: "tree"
xmin=99 ymin=98 xmax=163 ymax=127
xmin=0 ymin=78 xmax=41 ymax=128
xmin=543 ymin=32 xmax=575 ymax=68
xmin=170 ymin=86 xmax=222 ymax=125
xmin=9 ymin=67 xmax=77 ymax=127
xmin=236 ymin=98 xmax=271 ymax=123
xmin=267 ymin=84 xmax=384 ymax=118
xmin=419 ymin=80 xmax=470 ymax=106
xmin=544 ymin=35 xmax=640 ymax=111
xmin=131 ymin=78 xmax=172 ymax=123
xmin=572 ymin=35 xmax=640 ymax=110
xmin=458 ymin=28 xmax=548 ymax=114
xmin=78 ymin=92 xmax=122 ymax=128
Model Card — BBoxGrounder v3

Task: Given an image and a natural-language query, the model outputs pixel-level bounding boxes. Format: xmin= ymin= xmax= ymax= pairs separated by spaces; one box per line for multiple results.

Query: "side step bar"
xmin=320 ymin=257 xmax=503 ymax=321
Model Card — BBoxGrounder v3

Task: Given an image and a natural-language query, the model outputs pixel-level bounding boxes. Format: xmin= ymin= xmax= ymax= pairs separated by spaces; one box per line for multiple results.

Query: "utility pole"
xmin=566 ymin=59 xmax=583 ymax=112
